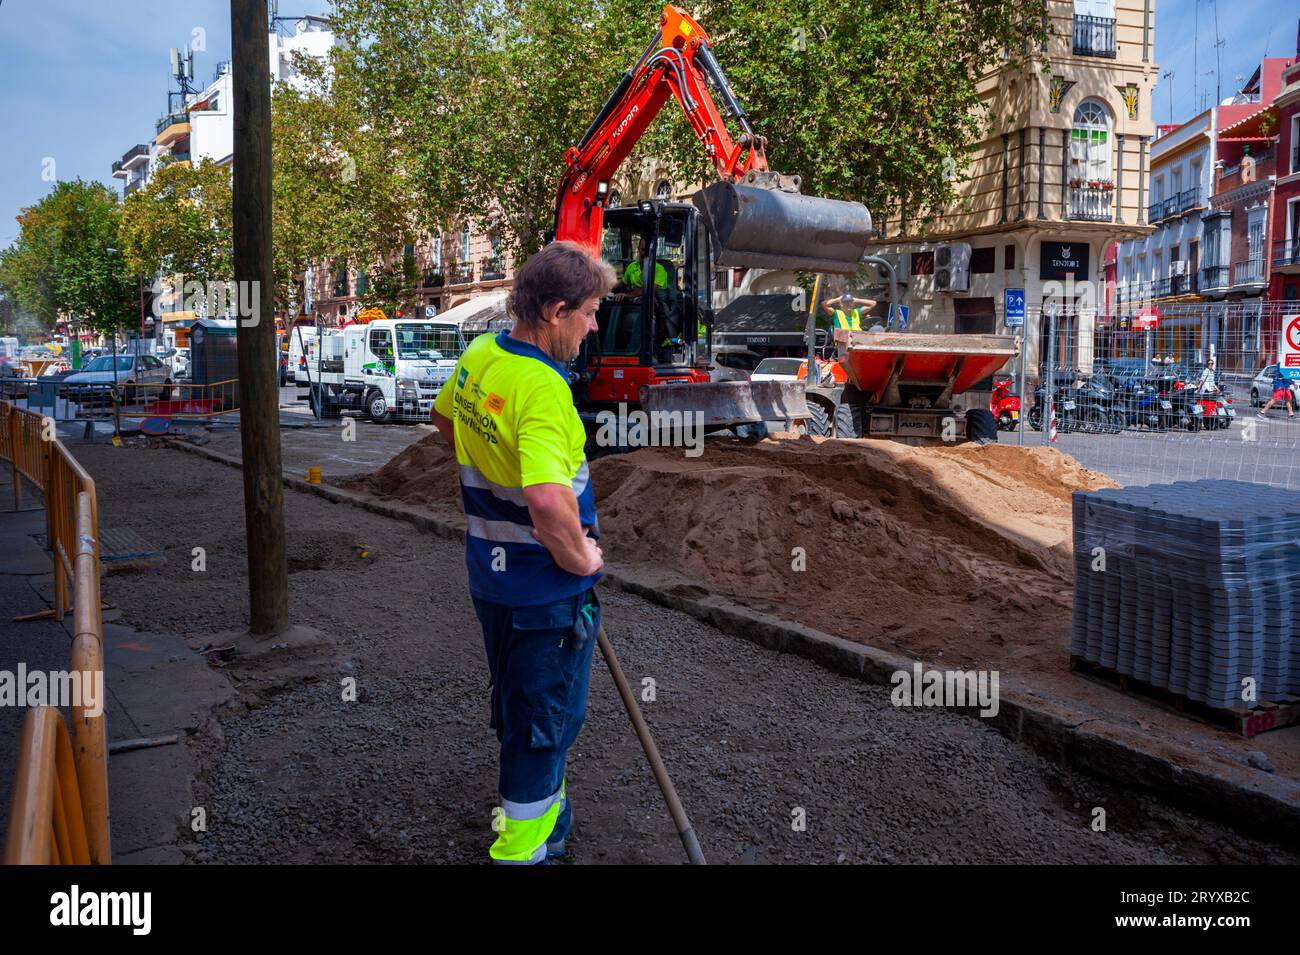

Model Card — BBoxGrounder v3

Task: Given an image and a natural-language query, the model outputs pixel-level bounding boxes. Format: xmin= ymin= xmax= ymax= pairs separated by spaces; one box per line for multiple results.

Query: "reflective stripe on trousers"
xmin=492 ymin=780 xmax=566 ymax=864
xmin=472 ymin=590 xmax=600 ymax=865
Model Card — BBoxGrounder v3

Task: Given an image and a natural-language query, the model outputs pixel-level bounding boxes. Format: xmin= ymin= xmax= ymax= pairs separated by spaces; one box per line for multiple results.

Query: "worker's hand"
xmin=576 ymin=534 xmax=604 ymax=577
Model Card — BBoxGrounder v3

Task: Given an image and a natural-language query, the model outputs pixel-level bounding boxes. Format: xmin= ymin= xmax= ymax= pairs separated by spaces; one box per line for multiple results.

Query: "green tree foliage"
xmin=310 ymin=0 xmax=1043 ymax=262
xmin=271 ymin=50 xmax=425 ymax=316
xmin=678 ymin=0 xmax=1045 ymax=226
xmin=120 ymin=159 xmax=234 ymax=288
xmin=0 ymin=180 xmax=136 ymax=336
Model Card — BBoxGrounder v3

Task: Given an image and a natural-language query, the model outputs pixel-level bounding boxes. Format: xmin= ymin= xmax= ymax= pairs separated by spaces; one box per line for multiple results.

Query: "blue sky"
xmin=0 ymin=0 xmax=238 ymax=246
xmin=1152 ymin=0 xmax=1296 ymax=125
xmin=0 ymin=1 xmax=1293 ymax=249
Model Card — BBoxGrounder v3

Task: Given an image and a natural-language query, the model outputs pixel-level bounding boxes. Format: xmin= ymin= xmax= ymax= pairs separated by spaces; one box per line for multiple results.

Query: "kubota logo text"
xmin=613 ymin=104 xmax=639 ymax=139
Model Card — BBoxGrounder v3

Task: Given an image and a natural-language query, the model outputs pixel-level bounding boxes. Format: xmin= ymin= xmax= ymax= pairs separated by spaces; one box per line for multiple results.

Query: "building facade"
xmin=108 ymin=16 xmax=338 ymax=346
xmin=1271 ymin=56 xmax=1300 ymax=306
xmin=1114 ymin=49 xmax=1298 ymax=370
xmin=864 ymin=0 xmax=1158 ymax=378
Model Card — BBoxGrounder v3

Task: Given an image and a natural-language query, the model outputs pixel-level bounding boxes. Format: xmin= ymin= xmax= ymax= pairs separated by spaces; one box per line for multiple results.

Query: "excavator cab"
xmin=578 ymin=202 xmax=713 ymax=406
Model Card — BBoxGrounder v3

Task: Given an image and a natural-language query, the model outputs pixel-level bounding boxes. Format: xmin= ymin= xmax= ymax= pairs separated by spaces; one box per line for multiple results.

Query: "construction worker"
xmin=618 ymin=238 xmax=668 ymax=296
xmin=431 ymin=241 xmax=616 ymax=864
xmin=821 ymin=292 xmax=877 ymax=331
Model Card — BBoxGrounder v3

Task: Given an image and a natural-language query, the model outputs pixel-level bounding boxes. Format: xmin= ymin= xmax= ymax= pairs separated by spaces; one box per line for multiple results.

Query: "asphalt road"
xmin=1009 ymin=416 xmax=1300 ymax=490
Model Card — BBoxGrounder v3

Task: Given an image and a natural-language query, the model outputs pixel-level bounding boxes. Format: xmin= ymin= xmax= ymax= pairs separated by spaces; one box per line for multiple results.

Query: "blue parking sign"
xmin=1004 ymin=288 xmax=1025 ymax=327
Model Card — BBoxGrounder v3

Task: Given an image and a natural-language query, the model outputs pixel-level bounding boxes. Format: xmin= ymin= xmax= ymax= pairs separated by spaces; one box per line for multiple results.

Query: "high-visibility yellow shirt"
xmin=623 ymin=259 xmax=668 ymax=290
xmin=433 ymin=330 xmax=598 ymax=606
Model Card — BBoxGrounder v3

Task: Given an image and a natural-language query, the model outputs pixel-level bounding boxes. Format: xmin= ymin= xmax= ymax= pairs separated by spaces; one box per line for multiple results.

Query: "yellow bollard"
xmin=306 ymin=466 xmax=322 ymax=484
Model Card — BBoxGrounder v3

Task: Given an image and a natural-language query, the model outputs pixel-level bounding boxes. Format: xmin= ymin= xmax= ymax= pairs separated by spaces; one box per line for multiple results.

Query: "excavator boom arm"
xmin=554 ymin=5 xmax=767 ymax=254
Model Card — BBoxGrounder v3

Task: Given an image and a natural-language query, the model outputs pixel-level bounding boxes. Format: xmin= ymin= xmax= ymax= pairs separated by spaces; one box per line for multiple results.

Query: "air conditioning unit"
xmin=869 ymin=251 xmax=909 ymax=284
xmin=934 ymin=242 xmax=971 ymax=292
xmin=1170 ymin=260 xmax=1187 ymax=276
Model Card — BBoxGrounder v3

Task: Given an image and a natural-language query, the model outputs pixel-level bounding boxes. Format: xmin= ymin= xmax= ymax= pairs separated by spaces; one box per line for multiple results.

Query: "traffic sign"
xmin=890 ymin=304 xmax=910 ymax=329
xmin=1132 ymin=306 xmax=1161 ymax=331
xmin=1004 ymin=288 xmax=1025 ymax=327
xmin=1281 ymin=314 xmax=1300 ymax=381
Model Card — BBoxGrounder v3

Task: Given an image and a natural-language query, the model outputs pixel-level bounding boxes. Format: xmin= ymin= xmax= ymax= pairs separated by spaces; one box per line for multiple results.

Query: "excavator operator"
xmin=613 ymin=237 xmax=681 ymax=361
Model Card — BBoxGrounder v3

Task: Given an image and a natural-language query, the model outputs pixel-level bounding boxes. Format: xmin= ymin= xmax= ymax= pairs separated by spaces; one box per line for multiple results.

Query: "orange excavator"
xmin=552 ymin=5 xmax=873 ymax=428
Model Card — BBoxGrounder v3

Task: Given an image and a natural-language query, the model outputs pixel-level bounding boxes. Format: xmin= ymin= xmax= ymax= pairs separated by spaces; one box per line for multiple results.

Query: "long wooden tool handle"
xmin=596 ymin=625 xmax=706 ymax=865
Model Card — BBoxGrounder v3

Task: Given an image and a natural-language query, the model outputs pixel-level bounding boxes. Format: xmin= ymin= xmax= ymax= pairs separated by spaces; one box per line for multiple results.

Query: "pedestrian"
xmin=430 ymin=241 xmax=616 ymax=864
xmin=821 ymin=292 xmax=877 ymax=331
xmin=1257 ymin=366 xmax=1296 ymax=420
xmin=1195 ymin=357 xmax=1218 ymax=394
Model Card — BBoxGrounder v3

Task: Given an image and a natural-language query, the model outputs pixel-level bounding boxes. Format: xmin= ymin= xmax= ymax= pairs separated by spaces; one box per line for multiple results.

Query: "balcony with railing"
xmin=1274 ymin=239 xmax=1300 ymax=271
xmin=480 ymin=256 xmax=506 ymax=282
xmin=123 ymin=179 xmax=145 ymax=197
xmin=120 ymin=143 xmax=149 ymax=168
xmin=1068 ymin=183 xmax=1114 ymax=222
xmin=1169 ymin=271 xmax=1196 ymax=295
xmin=1200 ymin=265 xmax=1230 ymax=292
xmin=1073 ymin=15 xmax=1116 ymax=57
xmin=445 ymin=262 xmax=474 ymax=286
xmin=1117 ymin=282 xmax=1151 ymax=307
xmin=1148 ymin=188 xmax=1203 ymax=223
xmin=155 ymin=111 xmax=190 ymax=147
xmin=1232 ymin=257 xmax=1266 ymax=289
xmin=1150 ymin=276 xmax=1171 ymax=299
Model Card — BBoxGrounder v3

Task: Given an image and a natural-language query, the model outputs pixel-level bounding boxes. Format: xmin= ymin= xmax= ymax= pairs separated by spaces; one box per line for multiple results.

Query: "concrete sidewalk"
xmin=0 ymin=466 xmax=231 ymax=863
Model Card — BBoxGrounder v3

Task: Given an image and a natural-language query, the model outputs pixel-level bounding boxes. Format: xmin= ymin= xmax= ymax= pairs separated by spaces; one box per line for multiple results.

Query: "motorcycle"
xmin=1027 ymin=372 xmax=1109 ymax=433
xmin=1187 ymin=387 xmax=1234 ymax=430
xmin=990 ymin=376 xmax=1021 ymax=431
xmin=1111 ymin=375 xmax=1163 ymax=431
xmin=1146 ymin=372 xmax=1196 ymax=430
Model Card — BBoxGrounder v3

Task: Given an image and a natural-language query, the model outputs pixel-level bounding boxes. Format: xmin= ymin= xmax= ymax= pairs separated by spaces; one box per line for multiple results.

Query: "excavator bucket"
xmin=693 ymin=178 xmax=873 ymax=274
xmin=641 ymin=379 xmax=810 ymax=430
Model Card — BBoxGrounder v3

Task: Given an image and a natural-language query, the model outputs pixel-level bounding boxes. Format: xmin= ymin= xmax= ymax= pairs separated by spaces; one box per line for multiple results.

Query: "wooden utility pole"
xmin=231 ymin=0 xmax=289 ymax=636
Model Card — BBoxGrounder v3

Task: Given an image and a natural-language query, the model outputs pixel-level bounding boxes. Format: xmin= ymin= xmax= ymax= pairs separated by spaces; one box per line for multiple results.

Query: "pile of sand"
xmin=346 ymin=433 xmax=463 ymax=512
xmin=350 ymin=433 xmax=1117 ymax=671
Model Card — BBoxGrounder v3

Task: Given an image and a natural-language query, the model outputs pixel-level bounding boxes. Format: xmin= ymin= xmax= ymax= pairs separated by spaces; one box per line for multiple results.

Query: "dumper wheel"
xmin=805 ymin=399 xmax=832 ymax=437
xmin=834 ymin=401 xmax=861 ymax=438
xmin=965 ymin=408 xmax=998 ymax=443
xmin=834 ymin=385 xmax=866 ymax=438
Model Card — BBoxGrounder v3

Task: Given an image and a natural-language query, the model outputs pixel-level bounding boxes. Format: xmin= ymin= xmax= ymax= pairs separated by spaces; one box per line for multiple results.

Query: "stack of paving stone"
xmin=1071 ymin=480 xmax=1300 ymax=710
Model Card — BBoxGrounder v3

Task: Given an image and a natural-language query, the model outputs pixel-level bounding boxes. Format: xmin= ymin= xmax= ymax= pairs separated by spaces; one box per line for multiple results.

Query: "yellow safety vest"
xmin=832 ymin=308 xmax=861 ymax=331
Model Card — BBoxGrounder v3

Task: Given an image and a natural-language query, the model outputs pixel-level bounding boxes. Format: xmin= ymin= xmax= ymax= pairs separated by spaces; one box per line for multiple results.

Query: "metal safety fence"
xmin=0 ymin=378 xmax=239 ymax=433
xmin=1 ymin=399 xmax=111 ymax=864
xmin=991 ymin=302 xmax=1300 ymax=491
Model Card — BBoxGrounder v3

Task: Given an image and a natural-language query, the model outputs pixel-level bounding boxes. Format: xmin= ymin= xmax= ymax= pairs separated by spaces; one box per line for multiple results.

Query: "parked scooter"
xmin=1027 ymin=371 xmax=1111 ymax=433
xmin=990 ymin=376 xmax=1021 ymax=431
xmin=1184 ymin=364 xmax=1236 ymax=431
xmin=1110 ymin=374 xmax=1164 ymax=431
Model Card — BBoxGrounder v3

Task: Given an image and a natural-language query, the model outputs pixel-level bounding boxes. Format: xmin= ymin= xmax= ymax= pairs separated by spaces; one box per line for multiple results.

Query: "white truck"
xmin=300 ymin=318 xmax=466 ymax=423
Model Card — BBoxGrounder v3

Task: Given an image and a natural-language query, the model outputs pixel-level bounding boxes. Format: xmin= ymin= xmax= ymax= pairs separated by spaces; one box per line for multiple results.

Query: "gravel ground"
xmin=77 ymin=439 xmax=1299 ymax=864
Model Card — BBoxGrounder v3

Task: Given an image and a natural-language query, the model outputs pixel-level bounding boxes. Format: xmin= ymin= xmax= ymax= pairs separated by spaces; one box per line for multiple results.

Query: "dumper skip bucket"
xmin=693 ymin=179 xmax=873 ymax=274
xmin=641 ymin=379 xmax=810 ymax=429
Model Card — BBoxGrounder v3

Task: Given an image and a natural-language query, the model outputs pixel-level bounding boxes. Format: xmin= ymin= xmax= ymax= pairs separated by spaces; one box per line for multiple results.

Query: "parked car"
xmin=749 ymin=356 xmax=806 ymax=382
xmin=61 ymin=354 xmax=174 ymax=406
xmin=709 ymin=346 xmax=764 ymax=383
xmin=1249 ymin=364 xmax=1300 ymax=407
xmin=170 ymin=347 xmax=191 ymax=379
